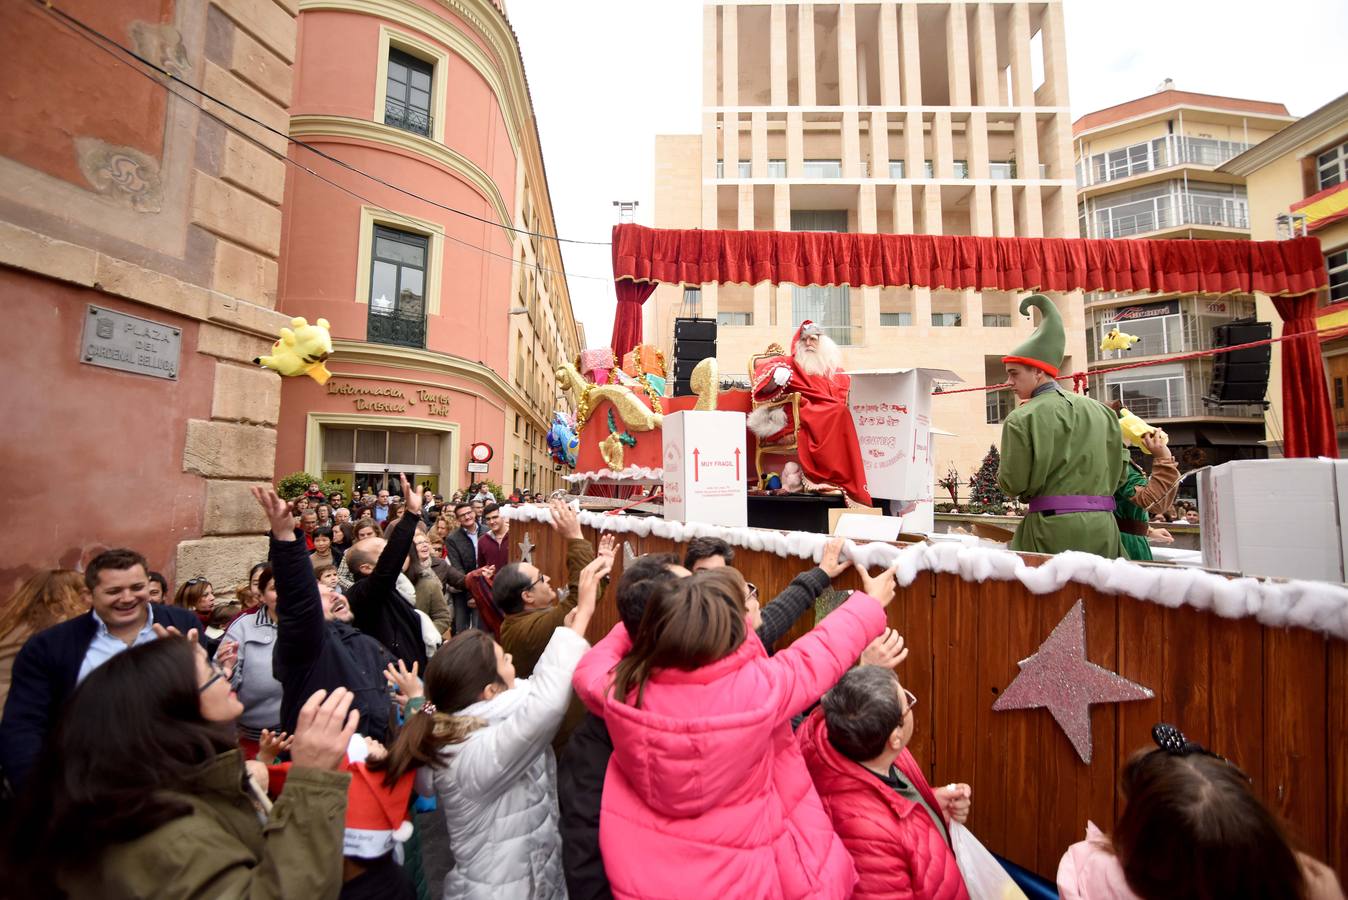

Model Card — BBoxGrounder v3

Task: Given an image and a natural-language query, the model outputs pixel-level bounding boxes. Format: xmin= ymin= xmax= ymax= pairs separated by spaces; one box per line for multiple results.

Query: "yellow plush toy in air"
xmin=1118 ymin=406 xmax=1164 ymax=453
xmin=1100 ymin=326 xmax=1140 ymax=352
xmin=255 ymin=316 xmax=333 ymax=384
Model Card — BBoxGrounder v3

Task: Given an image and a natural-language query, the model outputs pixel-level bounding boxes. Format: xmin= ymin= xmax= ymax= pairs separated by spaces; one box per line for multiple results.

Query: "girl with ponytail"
xmin=374 ymin=543 xmax=613 ymax=900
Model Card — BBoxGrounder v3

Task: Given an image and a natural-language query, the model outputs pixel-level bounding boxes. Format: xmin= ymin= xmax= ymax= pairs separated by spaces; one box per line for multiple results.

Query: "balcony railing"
xmin=1093 ymin=196 xmax=1249 ymax=238
xmin=384 ymin=97 xmax=432 ymax=137
xmin=1077 ymin=135 xmax=1255 ymax=187
xmin=368 ymin=309 xmax=426 ymax=348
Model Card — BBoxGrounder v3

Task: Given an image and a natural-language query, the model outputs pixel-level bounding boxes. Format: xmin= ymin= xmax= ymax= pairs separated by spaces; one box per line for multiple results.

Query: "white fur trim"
xmin=748 ymin=405 xmax=788 ymax=439
xmin=500 ymin=504 xmax=1348 ymax=640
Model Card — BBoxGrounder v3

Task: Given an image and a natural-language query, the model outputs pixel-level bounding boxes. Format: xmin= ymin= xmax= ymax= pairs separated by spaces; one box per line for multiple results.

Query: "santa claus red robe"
xmin=785 ymin=323 xmax=872 ymax=506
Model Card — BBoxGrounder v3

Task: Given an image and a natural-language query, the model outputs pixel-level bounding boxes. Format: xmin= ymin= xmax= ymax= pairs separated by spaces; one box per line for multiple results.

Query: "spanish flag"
xmin=1291 ymin=181 xmax=1348 ymax=232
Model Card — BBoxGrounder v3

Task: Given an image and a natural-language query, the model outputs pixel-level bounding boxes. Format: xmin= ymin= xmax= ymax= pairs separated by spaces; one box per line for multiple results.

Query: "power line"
xmin=36 ymin=1 xmax=615 ymax=283
xmin=36 ymin=0 xmax=613 ymax=249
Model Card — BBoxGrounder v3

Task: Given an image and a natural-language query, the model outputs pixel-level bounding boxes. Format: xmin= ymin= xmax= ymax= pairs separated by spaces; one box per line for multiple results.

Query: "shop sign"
xmin=1203 ymin=299 xmax=1230 ymax=315
xmin=326 ymin=380 xmax=452 ymax=417
xmin=81 ymin=305 xmax=181 ymax=380
xmin=1106 ymin=299 xmax=1180 ymax=323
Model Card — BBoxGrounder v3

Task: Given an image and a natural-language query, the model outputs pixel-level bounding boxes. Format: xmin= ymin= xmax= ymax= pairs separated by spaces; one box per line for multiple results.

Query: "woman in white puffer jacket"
xmin=374 ymin=543 xmax=613 ymax=900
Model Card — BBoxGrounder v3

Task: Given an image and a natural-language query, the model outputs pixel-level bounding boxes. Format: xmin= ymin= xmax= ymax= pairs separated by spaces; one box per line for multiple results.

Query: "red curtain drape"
xmin=610 ymin=224 xmax=1328 ymax=297
xmin=610 ymin=228 xmax=657 ymax=361
xmin=1272 ymin=294 xmax=1339 ymax=458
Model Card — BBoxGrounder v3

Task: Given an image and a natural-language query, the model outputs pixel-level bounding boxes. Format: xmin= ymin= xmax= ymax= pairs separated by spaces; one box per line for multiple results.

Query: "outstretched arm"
xmin=252 ymin=487 xmax=325 ymax=672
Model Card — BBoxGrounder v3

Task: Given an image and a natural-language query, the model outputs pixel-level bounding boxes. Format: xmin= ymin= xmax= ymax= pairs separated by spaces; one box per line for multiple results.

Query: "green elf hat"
xmin=1002 ymin=294 xmax=1065 ymax=377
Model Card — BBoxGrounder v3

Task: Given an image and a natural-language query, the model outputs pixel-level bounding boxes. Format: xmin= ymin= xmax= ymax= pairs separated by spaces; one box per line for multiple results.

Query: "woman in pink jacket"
xmin=572 ymin=563 xmax=898 ymax=900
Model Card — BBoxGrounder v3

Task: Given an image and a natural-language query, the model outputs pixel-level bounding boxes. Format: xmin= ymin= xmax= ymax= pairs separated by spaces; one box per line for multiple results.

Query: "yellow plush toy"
xmin=255 ymin=316 xmax=333 ymax=384
xmin=1100 ymin=326 xmax=1140 ymax=352
xmin=1118 ymin=406 xmax=1164 ymax=453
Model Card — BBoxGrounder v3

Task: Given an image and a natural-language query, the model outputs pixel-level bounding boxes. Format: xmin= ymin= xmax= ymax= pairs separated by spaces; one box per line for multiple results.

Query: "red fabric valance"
xmin=612 ymin=223 xmax=1328 ymax=297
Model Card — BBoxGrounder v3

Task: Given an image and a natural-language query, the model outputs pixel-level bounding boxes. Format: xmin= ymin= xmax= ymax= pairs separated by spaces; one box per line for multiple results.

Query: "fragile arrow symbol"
xmin=733 ymin=446 xmax=741 ymax=480
xmin=692 ymin=447 xmax=700 ymax=482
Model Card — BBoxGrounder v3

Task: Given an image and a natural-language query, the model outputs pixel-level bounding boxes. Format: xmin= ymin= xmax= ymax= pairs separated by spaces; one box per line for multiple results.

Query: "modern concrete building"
xmin=1221 ymin=91 xmax=1348 ymax=454
xmin=0 ymin=0 xmax=300 ymax=594
xmin=646 ymin=0 xmax=1082 ymax=482
xmin=274 ymin=0 xmax=580 ymax=499
xmin=1074 ymin=86 xmax=1294 ymax=473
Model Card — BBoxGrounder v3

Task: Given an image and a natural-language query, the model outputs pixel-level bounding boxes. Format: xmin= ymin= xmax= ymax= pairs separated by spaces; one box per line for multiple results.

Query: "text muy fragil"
xmin=326 ymin=381 xmax=451 ymax=416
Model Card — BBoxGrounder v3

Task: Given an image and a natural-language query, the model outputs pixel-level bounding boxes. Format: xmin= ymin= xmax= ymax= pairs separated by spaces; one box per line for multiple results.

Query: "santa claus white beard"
xmin=795 ymin=335 xmax=842 ymax=378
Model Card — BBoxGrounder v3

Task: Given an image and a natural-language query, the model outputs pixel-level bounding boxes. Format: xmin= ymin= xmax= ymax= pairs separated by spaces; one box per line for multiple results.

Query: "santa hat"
xmin=1002 ymin=294 xmax=1065 ymax=377
xmin=341 ymin=734 xmax=415 ymax=858
xmin=790 ymin=320 xmax=823 ymax=355
xmin=263 ymin=735 xmax=415 ymax=859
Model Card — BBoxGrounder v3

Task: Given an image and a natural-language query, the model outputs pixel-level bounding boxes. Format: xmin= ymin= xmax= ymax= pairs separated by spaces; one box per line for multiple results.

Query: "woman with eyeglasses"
xmin=571 ymin=563 xmax=899 ymax=900
xmin=2 ymin=636 xmax=358 ymax=900
xmin=1057 ymin=725 xmax=1343 ymax=900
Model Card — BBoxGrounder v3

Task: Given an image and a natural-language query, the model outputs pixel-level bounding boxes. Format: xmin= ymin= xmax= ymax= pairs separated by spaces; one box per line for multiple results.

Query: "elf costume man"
xmin=996 ymin=295 xmax=1127 ymax=557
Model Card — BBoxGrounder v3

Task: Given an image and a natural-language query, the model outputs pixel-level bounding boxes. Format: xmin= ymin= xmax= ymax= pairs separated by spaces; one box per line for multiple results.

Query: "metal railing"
xmin=1077 ymin=135 xmax=1254 ymax=187
xmin=367 ymin=309 xmax=426 ymax=348
xmin=1093 ymin=195 xmax=1249 ymax=238
xmin=384 ymin=98 xmax=432 ymax=137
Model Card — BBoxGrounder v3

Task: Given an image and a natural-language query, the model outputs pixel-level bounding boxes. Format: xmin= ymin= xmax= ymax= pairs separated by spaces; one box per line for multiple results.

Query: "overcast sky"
xmin=507 ymin=0 xmax=1348 ymax=346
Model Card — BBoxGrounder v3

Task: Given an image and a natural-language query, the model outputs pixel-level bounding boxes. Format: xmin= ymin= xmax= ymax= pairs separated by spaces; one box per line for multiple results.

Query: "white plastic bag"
xmin=949 ymin=821 xmax=1028 ymax=900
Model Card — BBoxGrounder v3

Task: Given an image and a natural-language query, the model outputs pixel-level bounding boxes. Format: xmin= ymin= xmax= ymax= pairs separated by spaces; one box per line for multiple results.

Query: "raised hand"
xmin=548 ymin=498 xmax=583 ymax=541
xmin=215 ymin=639 xmax=239 ymax=680
xmin=859 ymin=628 xmax=908 ymax=669
xmin=1141 ymin=429 xmax=1172 ymax=460
xmin=857 ymin=562 xmax=900 ymax=608
xmin=384 ymin=659 xmax=423 ymax=706
xmin=289 ymin=687 xmax=359 ymax=771
xmin=256 ymin=729 xmax=294 ymax=765
xmin=819 ymin=537 xmax=851 ymax=579
xmin=934 ymin=783 xmax=972 ymax=824
xmin=152 ymin=624 xmax=201 ymax=645
xmin=251 ymin=485 xmax=297 ymax=540
xmin=400 ymin=473 xmax=422 ymax=517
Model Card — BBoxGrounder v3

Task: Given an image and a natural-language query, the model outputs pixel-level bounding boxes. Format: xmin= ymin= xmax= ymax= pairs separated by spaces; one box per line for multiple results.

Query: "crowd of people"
xmin=0 ymin=477 xmax=1339 ymax=899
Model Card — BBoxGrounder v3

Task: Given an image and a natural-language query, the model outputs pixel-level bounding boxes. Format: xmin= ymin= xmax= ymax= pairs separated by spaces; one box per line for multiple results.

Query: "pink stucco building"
xmin=275 ymin=0 xmax=580 ymax=498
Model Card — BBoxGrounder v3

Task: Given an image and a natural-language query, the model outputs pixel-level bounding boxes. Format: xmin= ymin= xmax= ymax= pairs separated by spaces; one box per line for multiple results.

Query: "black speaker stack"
xmin=1206 ymin=319 xmax=1271 ymax=406
xmin=672 ymin=317 xmax=717 ymax=396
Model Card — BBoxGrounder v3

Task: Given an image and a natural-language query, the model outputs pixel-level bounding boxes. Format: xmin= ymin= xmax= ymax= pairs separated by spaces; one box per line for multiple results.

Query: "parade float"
xmin=525 ymin=223 xmax=1346 ymax=880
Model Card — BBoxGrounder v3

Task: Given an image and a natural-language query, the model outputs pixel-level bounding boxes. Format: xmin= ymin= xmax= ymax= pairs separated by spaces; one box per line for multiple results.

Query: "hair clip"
xmin=419 ymin=703 xmax=437 ymax=716
xmin=1151 ymin=723 xmax=1252 ymax=782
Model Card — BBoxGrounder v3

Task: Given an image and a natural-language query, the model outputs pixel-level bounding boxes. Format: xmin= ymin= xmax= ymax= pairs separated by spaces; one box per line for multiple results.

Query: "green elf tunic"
xmin=997 ymin=383 xmax=1127 ymax=558
xmin=1115 ymin=465 xmax=1153 ymax=561
xmin=1114 ymin=454 xmax=1181 ymax=562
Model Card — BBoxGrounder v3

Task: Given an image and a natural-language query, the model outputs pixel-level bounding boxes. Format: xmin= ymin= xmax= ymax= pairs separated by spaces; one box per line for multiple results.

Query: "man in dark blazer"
xmin=0 ymin=549 xmax=199 ymax=788
xmin=445 ymin=501 xmax=487 ymax=633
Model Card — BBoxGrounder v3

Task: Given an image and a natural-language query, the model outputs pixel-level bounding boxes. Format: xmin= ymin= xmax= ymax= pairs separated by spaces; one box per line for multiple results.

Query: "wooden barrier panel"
xmin=512 ymin=519 xmax=1347 ymax=880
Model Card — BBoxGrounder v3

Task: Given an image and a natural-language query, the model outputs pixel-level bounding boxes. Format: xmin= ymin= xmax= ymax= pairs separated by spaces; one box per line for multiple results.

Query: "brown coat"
xmin=498 ymin=538 xmax=592 ymax=679
xmin=57 ymin=750 xmax=350 ymax=900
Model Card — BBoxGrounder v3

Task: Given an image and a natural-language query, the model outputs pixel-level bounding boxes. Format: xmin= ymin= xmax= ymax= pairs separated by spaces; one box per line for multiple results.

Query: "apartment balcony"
xmin=1089 ymin=194 xmax=1249 ymax=239
xmin=1075 ymin=135 xmax=1254 ymax=189
xmin=367 ymin=308 xmax=426 ymax=349
xmin=383 ymin=97 xmax=432 ymax=138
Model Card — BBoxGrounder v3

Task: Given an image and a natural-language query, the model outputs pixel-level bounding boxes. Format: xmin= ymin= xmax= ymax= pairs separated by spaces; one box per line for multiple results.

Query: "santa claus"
xmin=749 ymin=320 xmax=872 ymax=506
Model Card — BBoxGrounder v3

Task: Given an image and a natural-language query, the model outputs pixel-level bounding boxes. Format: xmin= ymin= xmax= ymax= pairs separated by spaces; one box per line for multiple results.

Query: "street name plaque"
xmin=81 ymin=305 xmax=181 ymax=380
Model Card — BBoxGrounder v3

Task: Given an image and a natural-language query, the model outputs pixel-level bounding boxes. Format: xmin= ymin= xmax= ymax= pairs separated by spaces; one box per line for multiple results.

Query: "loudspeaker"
xmin=1207 ymin=320 xmax=1271 ymax=405
xmin=674 ymin=317 xmax=717 ymax=342
xmin=673 ymin=357 xmax=704 ymax=380
xmin=674 ymin=339 xmax=716 ymax=360
xmin=673 ymin=378 xmax=693 ymax=396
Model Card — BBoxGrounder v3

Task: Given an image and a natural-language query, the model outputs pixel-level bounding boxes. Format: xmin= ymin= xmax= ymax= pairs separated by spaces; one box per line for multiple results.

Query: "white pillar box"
xmin=662 ymin=411 xmax=748 ymax=527
xmin=848 ymin=368 xmax=962 ymax=533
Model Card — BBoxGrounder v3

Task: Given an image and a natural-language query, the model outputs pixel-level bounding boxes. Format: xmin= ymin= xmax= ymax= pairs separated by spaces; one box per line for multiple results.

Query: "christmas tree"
xmin=968 ymin=445 xmax=1006 ymax=511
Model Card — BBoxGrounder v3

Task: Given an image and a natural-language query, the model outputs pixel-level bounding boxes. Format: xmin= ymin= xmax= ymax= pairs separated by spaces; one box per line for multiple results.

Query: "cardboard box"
xmin=1197 ymin=458 xmax=1346 ymax=582
xmin=847 ymin=369 xmax=961 ymax=532
xmin=662 ymin=410 xmax=748 ymax=527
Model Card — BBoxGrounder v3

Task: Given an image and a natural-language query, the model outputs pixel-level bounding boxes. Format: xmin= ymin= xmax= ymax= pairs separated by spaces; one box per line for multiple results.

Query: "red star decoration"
xmin=992 ymin=599 xmax=1152 ymax=764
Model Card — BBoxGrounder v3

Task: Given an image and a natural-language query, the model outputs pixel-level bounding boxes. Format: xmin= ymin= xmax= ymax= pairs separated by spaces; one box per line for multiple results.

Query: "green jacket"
xmin=997 ymin=387 xmax=1127 ymax=558
xmin=58 ymin=750 xmax=350 ymax=900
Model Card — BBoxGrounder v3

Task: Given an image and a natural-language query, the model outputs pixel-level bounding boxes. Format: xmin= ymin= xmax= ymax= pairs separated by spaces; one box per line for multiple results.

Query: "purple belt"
xmin=1027 ymin=495 xmax=1116 ymax=515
